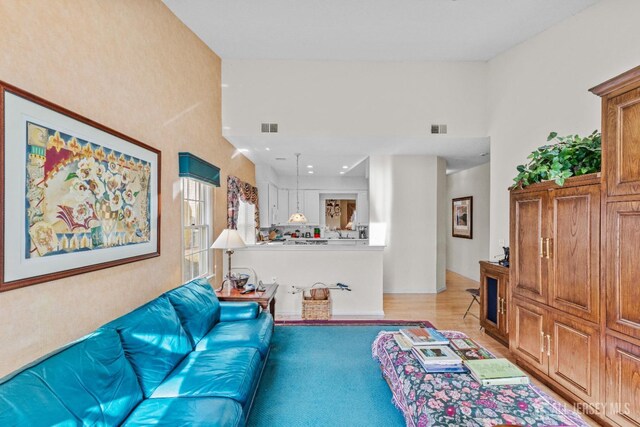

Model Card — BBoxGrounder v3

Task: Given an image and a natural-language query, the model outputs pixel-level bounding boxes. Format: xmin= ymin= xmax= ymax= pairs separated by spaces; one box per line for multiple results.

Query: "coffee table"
xmin=216 ymin=283 xmax=278 ymax=318
xmin=372 ymin=330 xmax=589 ymax=427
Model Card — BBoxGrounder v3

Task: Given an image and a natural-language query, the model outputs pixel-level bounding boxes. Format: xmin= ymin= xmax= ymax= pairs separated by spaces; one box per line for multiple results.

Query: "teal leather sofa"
xmin=0 ymin=278 xmax=273 ymax=426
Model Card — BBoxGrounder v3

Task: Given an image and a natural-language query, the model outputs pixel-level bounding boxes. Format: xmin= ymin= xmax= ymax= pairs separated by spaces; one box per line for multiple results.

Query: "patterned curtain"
xmin=227 ymin=175 xmax=260 ymax=231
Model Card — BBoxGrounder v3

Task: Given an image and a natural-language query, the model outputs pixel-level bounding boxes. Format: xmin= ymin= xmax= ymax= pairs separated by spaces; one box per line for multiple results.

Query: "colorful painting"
xmin=452 ymin=196 xmax=473 ymax=239
xmin=25 ymin=122 xmax=151 ymax=258
xmin=1 ymin=82 xmax=160 ymax=291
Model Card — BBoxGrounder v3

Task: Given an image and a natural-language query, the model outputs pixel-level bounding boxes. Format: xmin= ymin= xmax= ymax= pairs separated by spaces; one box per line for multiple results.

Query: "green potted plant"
xmin=512 ymin=130 xmax=601 ymax=188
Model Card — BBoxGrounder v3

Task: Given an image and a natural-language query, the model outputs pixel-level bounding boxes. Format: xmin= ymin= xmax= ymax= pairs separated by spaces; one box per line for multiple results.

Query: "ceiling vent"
xmin=430 ymin=124 xmax=447 ymax=134
xmin=261 ymin=123 xmax=278 ymax=133
xmin=275 ymin=157 xmax=287 ymax=161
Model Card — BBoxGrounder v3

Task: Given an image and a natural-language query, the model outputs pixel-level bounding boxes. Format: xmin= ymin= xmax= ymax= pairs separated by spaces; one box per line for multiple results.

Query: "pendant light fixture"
xmin=288 ymin=153 xmax=308 ymax=223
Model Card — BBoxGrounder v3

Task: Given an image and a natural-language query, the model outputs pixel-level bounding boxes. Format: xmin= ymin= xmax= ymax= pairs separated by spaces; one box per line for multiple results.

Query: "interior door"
xmin=547 ymin=313 xmax=600 ymax=405
xmin=510 ymin=190 xmax=548 ymax=304
xmin=510 ymin=298 xmax=547 ymax=374
xmin=548 ymin=184 xmax=600 ymax=323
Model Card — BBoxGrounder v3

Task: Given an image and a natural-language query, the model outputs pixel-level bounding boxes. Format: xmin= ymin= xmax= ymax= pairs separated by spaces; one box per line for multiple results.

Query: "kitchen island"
xmin=232 ymin=243 xmax=384 ymax=318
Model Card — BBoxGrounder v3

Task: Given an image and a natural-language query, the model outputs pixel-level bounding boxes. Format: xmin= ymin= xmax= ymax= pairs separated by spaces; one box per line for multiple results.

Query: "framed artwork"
xmin=452 ymin=196 xmax=472 ymax=239
xmin=0 ymin=81 xmax=161 ymax=291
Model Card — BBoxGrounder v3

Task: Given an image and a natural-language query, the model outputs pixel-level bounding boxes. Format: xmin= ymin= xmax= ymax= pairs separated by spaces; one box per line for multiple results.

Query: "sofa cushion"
xmin=110 ymin=296 xmax=192 ymax=397
xmin=151 ymin=347 xmax=261 ymax=403
xmin=195 ymin=311 xmax=273 ymax=358
xmin=166 ymin=278 xmax=220 ymax=345
xmin=123 ymin=397 xmax=245 ymax=427
xmin=219 ymin=301 xmax=260 ymax=322
xmin=0 ymin=372 xmax=79 ymax=426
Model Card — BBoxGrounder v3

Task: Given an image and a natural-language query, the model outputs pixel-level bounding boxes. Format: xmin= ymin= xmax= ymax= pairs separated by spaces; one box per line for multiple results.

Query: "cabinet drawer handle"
xmin=540 ymin=237 xmax=545 ymax=258
xmin=546 ymin=334 xmax=552 ymax=357
xmin=545 ymin=238 xmax=552 ymax=259
xmin=540 ymin=331 xmax=545 ymax=354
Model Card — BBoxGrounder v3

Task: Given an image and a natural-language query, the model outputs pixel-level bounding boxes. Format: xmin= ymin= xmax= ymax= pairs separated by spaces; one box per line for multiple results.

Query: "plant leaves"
xmin=65 ymin=172 xmax=78 ymax=181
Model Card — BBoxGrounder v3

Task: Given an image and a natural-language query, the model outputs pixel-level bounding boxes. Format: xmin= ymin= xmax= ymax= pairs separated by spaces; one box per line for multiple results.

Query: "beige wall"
xmin=446 ymin=163 xmax=490 ymax=281
xmin=487 ymin=0 xmax=640 ymax=253
xmin=0 ymin=0 xmax=255 ymax=376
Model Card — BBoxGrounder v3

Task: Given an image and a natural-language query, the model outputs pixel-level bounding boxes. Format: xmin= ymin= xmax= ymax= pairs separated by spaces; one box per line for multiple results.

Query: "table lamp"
xmin=211 ymin=229 xmax=246 ymax=289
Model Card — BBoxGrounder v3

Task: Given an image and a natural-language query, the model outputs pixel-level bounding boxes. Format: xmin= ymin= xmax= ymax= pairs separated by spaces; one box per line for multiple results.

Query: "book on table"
xmin=454 ymin=347 xmax=493 ymax=361
xmin=449 ymin=337 xmax=480 ymax=351
xmin=399 ymin=327 xmax=449 ymax=346
xmin=465 ymin=358 xmax=530 ymax=386
xmin=392 ymin=333 xmax=413 ymax=351
xmin=412 ymin=346 xmax=462 ymax=365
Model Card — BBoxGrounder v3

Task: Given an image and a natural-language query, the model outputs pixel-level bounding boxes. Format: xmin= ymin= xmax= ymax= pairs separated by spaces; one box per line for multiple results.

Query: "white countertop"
xmin=241 ymin=243 xmax=385 ymax=251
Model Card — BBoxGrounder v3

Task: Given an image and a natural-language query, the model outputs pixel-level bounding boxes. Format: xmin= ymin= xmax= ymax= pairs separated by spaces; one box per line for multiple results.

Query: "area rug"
xmin=247 ymin=324 xmax=422 ymax=427
xmin=275 ymin=319 xmax=435 ymax=327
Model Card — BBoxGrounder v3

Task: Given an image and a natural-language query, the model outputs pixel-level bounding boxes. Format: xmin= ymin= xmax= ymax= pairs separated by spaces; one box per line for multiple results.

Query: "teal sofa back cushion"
xmin=111 ymin=295 xmax=193 ymax=397
xmin=166 ymin=278 xmax=221 ymax=345
xmin=0 ymin=373 xmax=80 ymax=426
xmin=0 ymin=329 xmax=142 ymax=426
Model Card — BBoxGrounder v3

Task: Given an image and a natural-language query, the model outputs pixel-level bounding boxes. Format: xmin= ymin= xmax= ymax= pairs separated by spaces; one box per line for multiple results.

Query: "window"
xmin=182 ymin=178 xmax=213 ymax=282
xmin=236 ymin=199 xmax=256 ymax=245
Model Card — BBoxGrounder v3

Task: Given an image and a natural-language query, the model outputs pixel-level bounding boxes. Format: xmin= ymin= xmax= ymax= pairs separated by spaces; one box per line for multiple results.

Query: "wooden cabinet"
xmin=510 ymin=177 xmax=600 ymax=323
xmin=511 ymin=299 xmax=601 ymax=405
xmin=303 ymin=190 xmax=320 ymax=225
xmin=605 ymin=334 xmax=640 ymax=426
xmin=509 ymin=175 xmax=602 ymax=419
xmin=479 ymin=261 xmax=509 ymax=346
xmin=591 ymin=66 xmax=640 ymax=427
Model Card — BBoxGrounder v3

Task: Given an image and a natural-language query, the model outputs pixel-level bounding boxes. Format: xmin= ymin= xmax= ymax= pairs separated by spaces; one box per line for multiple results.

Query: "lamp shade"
xmin=211 ymin=229 xmax=246 ymax=249
xmin=288 ymin=212 xmax=308 ymax=223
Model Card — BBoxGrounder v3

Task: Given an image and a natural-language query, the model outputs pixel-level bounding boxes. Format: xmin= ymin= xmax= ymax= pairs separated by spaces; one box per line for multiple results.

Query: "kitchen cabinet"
xmin=277 ymin=188 xmax=289 ymax=225
xmin=258 ymin=182 xmax=280 ymax=228
xmin=356 ymin=191 xmax=369 ymax=225
xmin=304 ymin=190 xmax=320 ymax=225
xmin=479 ymin=261 xmax=509 ymax=346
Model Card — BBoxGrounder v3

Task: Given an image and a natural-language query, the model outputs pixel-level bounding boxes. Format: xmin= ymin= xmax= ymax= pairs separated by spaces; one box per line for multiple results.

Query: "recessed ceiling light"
xmin=221 ymin=83 xmax=229 ymax=88
xmin=342 ymin=165 xmax=349 ymax=169
xmin=308 ymin=171 xmax=314 ymax=174
xmin=223 ymin=126 xmax=231 ymax=130
xmin=339 ymin=171 xmax=345 ymax=175
xmin=265 ymin=147 xmax=271 ymax=151
xmin=238 ymin=148 xmax=248 ymax=153
xmin=307 ymin=165 xmax=313 ymax=168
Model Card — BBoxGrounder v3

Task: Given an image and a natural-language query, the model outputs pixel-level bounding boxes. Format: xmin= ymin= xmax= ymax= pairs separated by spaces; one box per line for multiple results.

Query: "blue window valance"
xmin=178 ymin=152 xmax=220 ymax=187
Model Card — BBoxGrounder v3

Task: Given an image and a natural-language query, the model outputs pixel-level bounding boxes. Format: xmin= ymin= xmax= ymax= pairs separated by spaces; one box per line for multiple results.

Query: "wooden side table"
xmin=215 ymin=283 xmax=278 ymax=318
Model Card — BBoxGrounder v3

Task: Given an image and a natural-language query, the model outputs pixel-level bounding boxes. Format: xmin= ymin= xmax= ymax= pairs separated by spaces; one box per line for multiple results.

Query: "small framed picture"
xmin=452 ymin=196 xmax=472 ymax=239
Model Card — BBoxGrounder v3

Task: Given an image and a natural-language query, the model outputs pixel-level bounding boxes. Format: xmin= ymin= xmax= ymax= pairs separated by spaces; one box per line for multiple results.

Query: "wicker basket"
xmin=302 ymin=297 xmax=332 ymax=320
xmin=302 ymin=283 xmax=331 ymax=320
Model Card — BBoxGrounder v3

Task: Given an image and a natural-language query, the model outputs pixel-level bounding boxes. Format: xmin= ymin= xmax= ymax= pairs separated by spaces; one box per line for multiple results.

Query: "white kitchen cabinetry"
xmin=303 ymin=190 xmax=321 ymax=225
xmin=258 ymin=182 xmax=280 ymax=227
xmin=356 ymin=191 xmax=369 ymax=225
xmin=277 ymin=188 xmax=289 ymax=225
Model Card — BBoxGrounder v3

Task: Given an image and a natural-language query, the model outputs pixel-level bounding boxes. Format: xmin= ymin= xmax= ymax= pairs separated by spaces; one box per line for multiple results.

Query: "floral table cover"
xmin=372 ymin=331 xmax=589 ymax=427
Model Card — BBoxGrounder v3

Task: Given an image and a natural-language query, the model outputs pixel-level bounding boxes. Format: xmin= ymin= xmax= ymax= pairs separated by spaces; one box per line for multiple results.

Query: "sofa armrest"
xmin=219 ymin=302 xmax=260 ymax=322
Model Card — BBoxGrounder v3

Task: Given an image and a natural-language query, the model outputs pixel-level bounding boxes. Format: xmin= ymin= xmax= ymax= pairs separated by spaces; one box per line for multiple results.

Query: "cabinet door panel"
xmin=549 ymin=185 xmax=600 ymax=322
xmin=606 ymin=202 xmax=640 ymax=340
xmin=511 ymin=191 xmax=547 ymax=304
xmin=605 ymin=335 xmax=640 ymax=426
xmin=303 ymin=191 xmax=320 ymax=225
xmin=606 ymin=87 xmax=640 ymax=196
xmin=548 ymin=314 xmax=600 ymax=404
xmin=511 ymin=299 xmax=546 ymax=373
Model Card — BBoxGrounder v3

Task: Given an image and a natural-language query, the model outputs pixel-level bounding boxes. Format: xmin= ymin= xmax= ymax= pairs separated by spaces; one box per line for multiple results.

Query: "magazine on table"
xmin=392 ymin=333 xmax=413 ymax=351
xmin=414 ymin=359 xmax=468 ymax=373
xmin=449 ymin=337 xmax=480 ymax=351
xmin=465 ymin=358 xmax=530 ymax=386
xmin=412 ymin=345 xmax=462 ymax=365
xmin=454 ymin=347 xmax=494 ymax=361
xmin=399 ymin=327 xmax=449 ymax=346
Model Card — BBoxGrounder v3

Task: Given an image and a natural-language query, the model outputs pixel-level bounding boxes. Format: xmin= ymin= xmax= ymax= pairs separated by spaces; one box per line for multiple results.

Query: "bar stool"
xmin=463 ymin=288 xmax=480 ymax=319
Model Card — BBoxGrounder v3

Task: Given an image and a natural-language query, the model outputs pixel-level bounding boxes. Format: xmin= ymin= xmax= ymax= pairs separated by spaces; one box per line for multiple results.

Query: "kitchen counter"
xmin=232 ymin=245 xmax=384 ymax=317
xmin=247 ymin=241 xmax=383 ymax=251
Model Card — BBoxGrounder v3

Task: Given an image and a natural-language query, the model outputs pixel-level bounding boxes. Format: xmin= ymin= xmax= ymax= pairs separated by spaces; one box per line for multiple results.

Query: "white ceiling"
xmin=164 ymin=0 xmax=598 ymax=61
